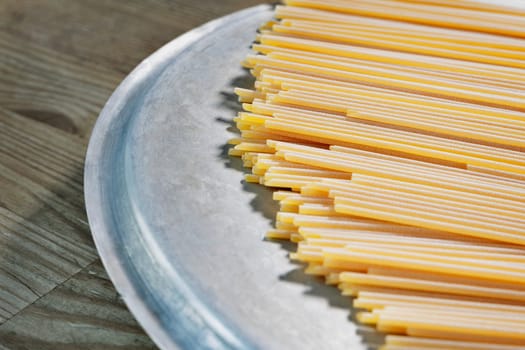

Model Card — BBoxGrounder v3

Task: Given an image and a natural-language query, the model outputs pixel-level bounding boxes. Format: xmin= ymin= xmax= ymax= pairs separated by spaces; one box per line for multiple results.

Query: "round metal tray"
xmin=84 ymin=5 xmax=370 ymax=350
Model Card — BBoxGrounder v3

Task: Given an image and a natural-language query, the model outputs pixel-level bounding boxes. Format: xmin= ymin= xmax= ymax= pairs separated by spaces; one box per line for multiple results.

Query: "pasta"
xmin=229 ymin=0 xmax=525 ymax=347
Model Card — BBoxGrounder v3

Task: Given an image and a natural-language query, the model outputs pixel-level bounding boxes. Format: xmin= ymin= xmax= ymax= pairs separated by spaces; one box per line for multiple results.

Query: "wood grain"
xmin=0 ymin=108 xmax=97 ymax=324
xmin=0 ymin=0 xmax=271 ymax=75
xmin=0 ymin=31 xmax=121 ymax=137
xmin=0 ymin=0 xmax=271 ymax=348
xmin=0 ymin=260 xmax=157 ymax=349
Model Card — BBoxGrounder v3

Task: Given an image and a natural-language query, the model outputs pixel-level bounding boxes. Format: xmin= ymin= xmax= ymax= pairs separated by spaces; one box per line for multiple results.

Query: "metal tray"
xmin=84 ymin=5 xmax=371 ymax=350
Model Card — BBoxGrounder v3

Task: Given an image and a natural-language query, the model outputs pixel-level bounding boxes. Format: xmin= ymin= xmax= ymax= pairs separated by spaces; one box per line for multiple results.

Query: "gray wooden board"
xmin=0 ymin=108 xmax=96 ymax=323
xmin=0 ymin=260 xmax=157 ymax=349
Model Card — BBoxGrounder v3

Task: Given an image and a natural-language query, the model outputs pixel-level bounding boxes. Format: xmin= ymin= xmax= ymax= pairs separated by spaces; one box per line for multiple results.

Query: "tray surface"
xmin=85 ymin=5 xmax=370 ymax=350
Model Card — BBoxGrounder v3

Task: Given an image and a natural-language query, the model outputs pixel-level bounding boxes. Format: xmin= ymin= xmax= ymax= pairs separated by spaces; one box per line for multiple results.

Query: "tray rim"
xmin=84 ymin=5 xmax=272 ymax=350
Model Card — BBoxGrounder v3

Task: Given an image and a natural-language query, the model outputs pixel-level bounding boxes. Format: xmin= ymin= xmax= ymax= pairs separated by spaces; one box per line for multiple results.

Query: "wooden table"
xmin=0 ymin=1 xmax=269 ymax=348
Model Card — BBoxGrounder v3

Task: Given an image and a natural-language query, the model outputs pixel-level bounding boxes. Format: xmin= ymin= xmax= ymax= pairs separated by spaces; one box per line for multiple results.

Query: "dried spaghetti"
xmin=229 ymin=0 xmax=525 ymax=347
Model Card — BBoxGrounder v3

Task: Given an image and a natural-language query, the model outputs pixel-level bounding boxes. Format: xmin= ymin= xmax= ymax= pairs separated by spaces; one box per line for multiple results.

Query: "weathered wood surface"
xmin=0 ymin=0 xmax=269 ymax=348
xmin=0 ymin=261 xmax=158 ymax=350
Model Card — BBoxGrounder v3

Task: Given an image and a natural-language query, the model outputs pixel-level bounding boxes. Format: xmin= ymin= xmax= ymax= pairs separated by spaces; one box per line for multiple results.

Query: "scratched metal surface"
xmin=85 ymin=5 xmax=372 ymax=350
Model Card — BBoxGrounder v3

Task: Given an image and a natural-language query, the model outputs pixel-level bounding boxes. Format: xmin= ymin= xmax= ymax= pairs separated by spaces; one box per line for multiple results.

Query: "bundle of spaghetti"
xmin=228 ymin=0 xmax=525 ymax=346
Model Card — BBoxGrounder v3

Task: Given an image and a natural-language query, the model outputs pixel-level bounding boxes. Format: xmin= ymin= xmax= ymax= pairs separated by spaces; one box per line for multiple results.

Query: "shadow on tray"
xmin=216 ymin=72 xmax=384 ymax=350
xmin=216 ymin=72 xmax=278 ymax=223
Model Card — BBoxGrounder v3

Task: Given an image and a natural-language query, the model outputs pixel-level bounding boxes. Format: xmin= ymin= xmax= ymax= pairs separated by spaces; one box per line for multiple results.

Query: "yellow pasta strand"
xmin=228 ymin=0 xmax=525 ymax=347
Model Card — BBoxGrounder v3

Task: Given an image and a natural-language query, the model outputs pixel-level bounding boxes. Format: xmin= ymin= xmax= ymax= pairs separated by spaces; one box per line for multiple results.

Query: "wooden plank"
xmin=0 ymin=108 xmax=86 ymax=201
xmin=0 ymin=0 xmax=272 ymax=75
xmin=0 ymin=208 xmax=96 ymax=324
xmin=0 ymin=31 xmax=122 ymax=137
xmin=0 ymin=108 xmax=97 ymax=324
xmin=0 ymin=260 xmax=157 ymax=349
